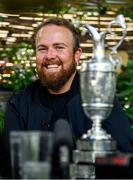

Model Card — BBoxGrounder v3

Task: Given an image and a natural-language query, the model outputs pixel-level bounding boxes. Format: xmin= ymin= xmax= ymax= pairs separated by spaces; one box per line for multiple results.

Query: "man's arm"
xmin=0 ymin=95 xmax=24 ymax=178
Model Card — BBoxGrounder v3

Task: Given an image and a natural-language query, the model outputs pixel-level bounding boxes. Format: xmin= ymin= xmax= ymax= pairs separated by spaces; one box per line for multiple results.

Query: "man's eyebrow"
xmin=36 ymin=43 xmax=68 ymax=49
xmin=53 ymin=43 xmax=68 ymax=47
xmin=36 ymin=44 xmax=46 ymax=48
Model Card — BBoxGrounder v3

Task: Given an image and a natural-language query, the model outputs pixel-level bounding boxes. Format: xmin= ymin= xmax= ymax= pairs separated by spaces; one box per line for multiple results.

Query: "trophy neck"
xmin=93 ymin=43 xmax=105 ymax=61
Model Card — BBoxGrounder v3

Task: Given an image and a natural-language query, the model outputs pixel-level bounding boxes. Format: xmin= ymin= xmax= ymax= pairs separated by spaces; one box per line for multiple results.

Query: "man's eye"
xmin=56 ymin=46 xmax=64 ymax=50
xmin=38 ymin=48 xmax=47 ymax=52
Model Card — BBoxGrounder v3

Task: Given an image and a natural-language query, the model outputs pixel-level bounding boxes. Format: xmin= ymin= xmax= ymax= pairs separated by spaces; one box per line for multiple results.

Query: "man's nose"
xmin=46 ymin=48 xmax=56 ymax=59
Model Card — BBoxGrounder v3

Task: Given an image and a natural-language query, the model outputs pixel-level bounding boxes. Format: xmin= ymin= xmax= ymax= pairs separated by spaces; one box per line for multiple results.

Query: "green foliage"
xmin=0 ymin=110 xmax=4 ymax=132
xmin=117 ymin=4 xmax=133 ymax=20
xmin=117 ymin=60 xmax=133 ymax=122
xmin=0 ymin=41 xmax=34 ymax=63
xmin=0 ymin=42 xmax=37 ymax=92
xmin=1 ymin=65 xmax=36 ymax=92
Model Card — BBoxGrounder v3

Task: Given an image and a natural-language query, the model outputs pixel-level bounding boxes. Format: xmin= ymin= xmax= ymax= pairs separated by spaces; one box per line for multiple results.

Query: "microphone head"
xmin=53 ymin=119 xmax=74 ymax=151
xmin=52 ymin=119 xmax=74 ymax=178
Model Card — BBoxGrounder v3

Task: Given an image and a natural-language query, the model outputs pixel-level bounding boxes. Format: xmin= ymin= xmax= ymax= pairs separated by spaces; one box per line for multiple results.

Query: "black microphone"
xmin=51 ymin=119 xmax=74 ymax=178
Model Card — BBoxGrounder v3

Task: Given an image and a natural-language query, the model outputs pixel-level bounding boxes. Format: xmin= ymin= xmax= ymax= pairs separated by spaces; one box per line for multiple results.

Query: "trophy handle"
xmin=107 ymin=14 xmax=127 ymax=52
xmin=106 ymin=14 xmax=127 ymax=69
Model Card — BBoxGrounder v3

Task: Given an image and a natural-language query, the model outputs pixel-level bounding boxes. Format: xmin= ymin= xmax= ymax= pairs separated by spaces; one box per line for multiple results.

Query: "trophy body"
xmin=70 ymin=15 xmax=127 ymax=179
xmin=71 ymin=58 xmax=117 ymax=179
xmin=80 ymin=59 xmax=116 ymax=141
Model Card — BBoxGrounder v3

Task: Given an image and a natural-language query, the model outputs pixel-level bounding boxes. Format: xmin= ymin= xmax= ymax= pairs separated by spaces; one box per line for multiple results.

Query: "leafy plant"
xmin=117 ymin=59 xmax=133 ymax=123
xmin=0 ymin=42 xmax=37 ymax=92
xmin=1 ymin=65 xmax=36 ymax=92
xmin=0 ymin=110 xmax=4 ymax=132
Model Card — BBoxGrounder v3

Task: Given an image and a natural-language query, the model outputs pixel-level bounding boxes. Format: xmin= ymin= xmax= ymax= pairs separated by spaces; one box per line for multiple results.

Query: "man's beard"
xmin=37 ymin=60 xmax=76 ymax=91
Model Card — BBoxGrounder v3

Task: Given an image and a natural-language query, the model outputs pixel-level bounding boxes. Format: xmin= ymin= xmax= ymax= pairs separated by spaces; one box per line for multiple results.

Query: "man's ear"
xmin=74 ymin=48 xmax=82 ymax=63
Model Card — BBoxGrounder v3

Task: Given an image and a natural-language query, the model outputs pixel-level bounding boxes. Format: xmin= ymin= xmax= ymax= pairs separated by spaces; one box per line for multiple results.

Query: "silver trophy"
xmin=80 ymin=14 xmax=127 ymax=141
xmin=70 ymin=15 xmax=127 ymax=179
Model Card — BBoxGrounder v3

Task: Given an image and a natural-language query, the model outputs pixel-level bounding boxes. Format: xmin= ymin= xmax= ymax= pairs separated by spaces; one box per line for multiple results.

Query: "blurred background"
xmin=0 ymin=0 xmax=133 ymax=131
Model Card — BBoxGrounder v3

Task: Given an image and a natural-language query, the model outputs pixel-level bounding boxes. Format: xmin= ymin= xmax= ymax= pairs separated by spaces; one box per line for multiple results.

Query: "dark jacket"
xmin=1 ymin=73 xmax=133 ymax=178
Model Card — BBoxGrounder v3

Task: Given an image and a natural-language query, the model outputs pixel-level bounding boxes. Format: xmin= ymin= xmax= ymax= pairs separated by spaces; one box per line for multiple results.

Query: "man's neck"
xmin=48 ymin=72 xmax=76 ymax=95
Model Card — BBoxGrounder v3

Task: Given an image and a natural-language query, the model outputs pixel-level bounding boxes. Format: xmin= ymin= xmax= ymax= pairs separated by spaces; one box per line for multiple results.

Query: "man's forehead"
xmin=36 ymin=25 xmax=73 ymax=44
xmin=37 ymin=24 xmax=72 ymax=36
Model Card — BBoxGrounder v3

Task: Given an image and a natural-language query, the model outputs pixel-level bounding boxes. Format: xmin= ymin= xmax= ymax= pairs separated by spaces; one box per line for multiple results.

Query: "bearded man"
xmin=1 ymin=18 xmax=133 ymax=178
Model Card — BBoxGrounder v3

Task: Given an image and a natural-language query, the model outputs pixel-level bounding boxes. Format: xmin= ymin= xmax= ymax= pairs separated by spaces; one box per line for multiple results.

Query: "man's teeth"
xmin=47 ymin=64 xmax=59 ymax=69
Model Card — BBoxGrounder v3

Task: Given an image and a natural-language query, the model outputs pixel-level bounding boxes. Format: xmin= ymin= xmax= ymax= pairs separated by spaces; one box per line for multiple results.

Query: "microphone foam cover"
xmin=53 ymin=119 xmax=74 ymax=150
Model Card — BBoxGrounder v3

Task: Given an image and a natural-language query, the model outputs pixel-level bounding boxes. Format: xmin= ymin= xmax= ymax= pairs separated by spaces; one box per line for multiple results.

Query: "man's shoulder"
xmin=22 ymin=79 xmax=42 ymax=95
xmin=8 ymin=79 xmax=42 ymax=105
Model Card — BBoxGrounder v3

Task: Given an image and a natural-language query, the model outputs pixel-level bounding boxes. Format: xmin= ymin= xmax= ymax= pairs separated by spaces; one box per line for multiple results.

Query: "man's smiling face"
xmin=35 ymin=24 xmax=79 ymax=92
